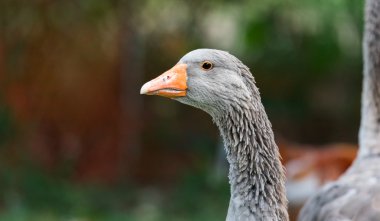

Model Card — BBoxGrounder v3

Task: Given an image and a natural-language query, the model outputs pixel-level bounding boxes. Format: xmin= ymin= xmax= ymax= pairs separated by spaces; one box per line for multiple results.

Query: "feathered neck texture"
xmin=213 ymin=63 xmax=288 ymax=221
xmin=359 ymin=0 xmax=380 ymax=158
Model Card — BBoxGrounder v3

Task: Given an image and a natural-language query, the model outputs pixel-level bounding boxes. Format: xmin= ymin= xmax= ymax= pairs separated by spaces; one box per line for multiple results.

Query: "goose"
xmin=298 ymin=0 xmax=380 ymax=220
xmin=140 ymin=49 xmax=289 ymax=221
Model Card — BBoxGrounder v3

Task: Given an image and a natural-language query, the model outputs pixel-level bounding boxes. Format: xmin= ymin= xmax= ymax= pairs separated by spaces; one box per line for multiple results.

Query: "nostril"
xmin=163 ymin=75 xmax=171 ymax=82
xmin=162 ymin=75 xmax=171 ymax=82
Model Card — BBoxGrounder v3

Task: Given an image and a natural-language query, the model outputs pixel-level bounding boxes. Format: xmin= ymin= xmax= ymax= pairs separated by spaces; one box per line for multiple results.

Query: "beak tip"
xmin=140 ymin=82 xmax=150 ymax=95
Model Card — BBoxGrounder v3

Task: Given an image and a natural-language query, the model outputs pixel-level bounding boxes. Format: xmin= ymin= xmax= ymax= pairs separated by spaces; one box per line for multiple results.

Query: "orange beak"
xmin=140 ymin=64 xmax=188 ymax=98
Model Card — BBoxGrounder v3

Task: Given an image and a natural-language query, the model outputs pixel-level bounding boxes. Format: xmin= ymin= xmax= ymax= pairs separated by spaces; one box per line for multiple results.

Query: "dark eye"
xmin=201 ymin=61 xmax=213 ymax=71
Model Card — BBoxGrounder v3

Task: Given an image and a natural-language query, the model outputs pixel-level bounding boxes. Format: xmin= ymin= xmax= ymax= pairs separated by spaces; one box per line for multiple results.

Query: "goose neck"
xmin=215 ymin=103 xmax=288 ymax=220
xmin=359 ymin=0 xmax=380 ymax=157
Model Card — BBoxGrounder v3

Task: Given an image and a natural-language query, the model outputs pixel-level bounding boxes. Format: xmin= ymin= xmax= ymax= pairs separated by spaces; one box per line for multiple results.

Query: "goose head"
xmin=140 ymin=49 xmax=254 ymax=116
xmin=141 ymin=49 xmax=289 ymax=221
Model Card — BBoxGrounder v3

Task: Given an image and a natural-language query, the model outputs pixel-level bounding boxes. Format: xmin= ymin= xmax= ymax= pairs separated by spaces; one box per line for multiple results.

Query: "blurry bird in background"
xmin=278 ymin=139 xmax=357 ymax=219
xmin=298 ymin=0 xmax=380 ymax=220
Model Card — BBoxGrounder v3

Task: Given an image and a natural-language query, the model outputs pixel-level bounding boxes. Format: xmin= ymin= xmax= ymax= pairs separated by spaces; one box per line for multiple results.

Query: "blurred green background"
xmin=0 ymin=0 xmax=363 ymax=220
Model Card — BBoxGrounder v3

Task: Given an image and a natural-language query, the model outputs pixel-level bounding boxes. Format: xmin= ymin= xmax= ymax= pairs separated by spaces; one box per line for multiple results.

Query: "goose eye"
xmin=201 ymin=61 xmax=213 ymax=71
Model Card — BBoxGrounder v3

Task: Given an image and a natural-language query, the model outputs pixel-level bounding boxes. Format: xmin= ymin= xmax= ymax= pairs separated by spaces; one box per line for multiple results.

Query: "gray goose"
xmin=298 ymin=0 xmax=380 ymax=220
xmin=140 ymin=49 xmax=289 ymax=221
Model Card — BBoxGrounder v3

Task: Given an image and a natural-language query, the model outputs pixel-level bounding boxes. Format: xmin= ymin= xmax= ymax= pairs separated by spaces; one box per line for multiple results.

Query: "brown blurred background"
xmin=0 ymin=0 xmax=363 ymax=220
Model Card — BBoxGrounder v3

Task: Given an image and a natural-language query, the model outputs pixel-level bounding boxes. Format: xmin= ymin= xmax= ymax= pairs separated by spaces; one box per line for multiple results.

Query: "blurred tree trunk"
xmin=0 ymin=37 xmax=4 ymax=87
xmin=119 ymin=1 xmax=145 ymax=180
